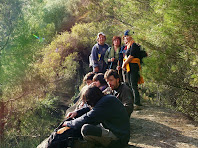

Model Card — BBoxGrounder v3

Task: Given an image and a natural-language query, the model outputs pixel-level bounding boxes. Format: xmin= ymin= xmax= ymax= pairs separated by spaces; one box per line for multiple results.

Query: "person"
xmin=83 ymin=71 xmax=95 ymax=86
xmin=104 ymin=36 xmax=121 ymax=70
xmin=73 ymin=72 xmax=95 ymax=104
xmin=121 ymin=30 xmax=143 ymax=107
xmin=91 ymin=32 xmax=109 ymax=73
xmin=92 ymin=73 xmax=108 ymax=92
xmin=77 ymin=73 xmax=112 ymax=112
xmin=63 ymin=85 xmax=130 ymax=148
xmin=66 ymin=72 xmax=95 ymax=114
xmin=118 ymin=32 xmax=129 ymax=83
xmin=104 ymin=69 xmax=134 ymax=116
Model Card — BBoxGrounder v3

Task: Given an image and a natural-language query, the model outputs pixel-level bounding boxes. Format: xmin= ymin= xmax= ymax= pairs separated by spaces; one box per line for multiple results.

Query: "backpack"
xmin=139 ymin=46 xmax=148 ymax=64
xmin=89 ymin=54 xmax=94 ymax=68
xmin=37 ymin=118 xmax=82 ymax=148
xmin=89 ymin=44 xmax=99 ymax=68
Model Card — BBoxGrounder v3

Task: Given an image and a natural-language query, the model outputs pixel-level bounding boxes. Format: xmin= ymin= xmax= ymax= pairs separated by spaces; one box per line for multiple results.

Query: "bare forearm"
xmin=125 ymin=55 xmax=133 ymax=64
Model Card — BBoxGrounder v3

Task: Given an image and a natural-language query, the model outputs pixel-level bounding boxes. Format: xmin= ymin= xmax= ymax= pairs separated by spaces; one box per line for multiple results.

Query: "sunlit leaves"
xmin=77 ymin=0 xmax=198 ymax=120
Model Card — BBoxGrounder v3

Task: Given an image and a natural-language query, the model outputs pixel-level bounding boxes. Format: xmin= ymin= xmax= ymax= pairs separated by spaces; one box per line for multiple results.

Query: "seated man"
xmin=63 ymin=86 xmax=130 ymax=148
xmin=104 ymin=69 xmax=134 ymax=117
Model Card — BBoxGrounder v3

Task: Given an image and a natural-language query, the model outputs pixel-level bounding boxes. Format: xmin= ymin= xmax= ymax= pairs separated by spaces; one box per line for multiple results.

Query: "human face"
xmin=106 ymin=75 xmax=120 ymax=90
xmin=113 ymin=38 xmax=120 ymax=47
xmin=123 ymin=37 xmax=128 ymax=45
xmin=86 ymin=80 xmax=93 ymax=85
xmin=124 ymin=36 xmax=132 ymax=45
xmin=98 ymin=35 xmax=106 ymax=45
xmin=93 ymin=80 xmax=101 ymax=88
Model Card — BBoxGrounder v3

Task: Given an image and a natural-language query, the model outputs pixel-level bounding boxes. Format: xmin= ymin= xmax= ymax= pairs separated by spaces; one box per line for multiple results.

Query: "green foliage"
xmin=2 ymin=94 xmax=63 ymax=148
xmin=0 ymin=0 xmax=82 ymax=146
xmin=42 ymin=0 xmax=71 ymax=31
xmin=34 ymin=31 xmax=80 ymax=95
xmin=1 ymin=0 xmax=198 ymax=146
xmin=75 ymin=0 xmax=198 ymax=120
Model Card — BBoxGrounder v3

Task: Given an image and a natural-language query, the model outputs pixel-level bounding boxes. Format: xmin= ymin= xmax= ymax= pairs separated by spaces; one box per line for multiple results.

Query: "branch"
xmin=4 ymin=92 xmax=27 ymax=105
xmin=167 ymin=82 xmax=198 ymax=94
xmin=0 ymin=36 xmax=10 ymax=51
xmin=0 ymin=9 xmax=13 ymax=51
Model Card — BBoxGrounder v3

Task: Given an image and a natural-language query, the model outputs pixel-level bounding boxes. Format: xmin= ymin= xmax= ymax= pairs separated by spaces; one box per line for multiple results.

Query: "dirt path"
xmin=128 ymin=103 xmax=198 ymax=148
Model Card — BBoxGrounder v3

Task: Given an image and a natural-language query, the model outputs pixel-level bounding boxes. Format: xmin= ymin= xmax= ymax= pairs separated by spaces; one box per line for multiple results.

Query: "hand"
xmin=117 ymin=66 xmax=121 ymax=71
xmin=66 ymin=111 xmax=77 ymax=119
xmin=122 ymin=63 xmax=127 ymax=71
xmin=78 ymin=102 xmax=85 ymax=109
xmin=111 ymin=58 xmax=115 ymax=62
xmin=62 ymin=121 xmax=69 ymax=127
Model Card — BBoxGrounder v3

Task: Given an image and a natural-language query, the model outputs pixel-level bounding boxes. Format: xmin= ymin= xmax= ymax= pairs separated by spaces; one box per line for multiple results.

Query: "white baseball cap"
xmin=97 ymin=32 xmax=106 ymax=40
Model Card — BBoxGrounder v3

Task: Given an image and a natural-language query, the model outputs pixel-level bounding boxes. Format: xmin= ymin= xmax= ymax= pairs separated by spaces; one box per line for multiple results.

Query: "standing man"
xmin=104 ymin=69 xmax=134 ymax=117
xmin=91 ymin=32 xmax=109 ymax=73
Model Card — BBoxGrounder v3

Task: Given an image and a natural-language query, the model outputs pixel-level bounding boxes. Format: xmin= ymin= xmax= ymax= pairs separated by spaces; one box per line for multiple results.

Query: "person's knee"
xmin=81 ymin=124 xmax=91 ymax=137
xmin=81 ymin=124 xmax=102 ymax=137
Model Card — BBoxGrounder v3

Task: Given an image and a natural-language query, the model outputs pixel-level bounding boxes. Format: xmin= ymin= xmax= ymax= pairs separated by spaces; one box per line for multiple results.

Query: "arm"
xmin=122 ymin=43 xmax=139 ymax=69
xmin=104 ymin=47 xmax=110 ymax=64
xmin=119 ymin=85 xmax=134 ymax=116
xmin=117 ymin=60 xmax=121 ymax=70
xmin=66 ymin=103 xmax=109 ymax=129
xmin=76 ymin=107 xmax=90 ymax=117
xmin=122 ymin=55 xmax=133 ymax=69
xmin=91 ymin=45 xmax=99 ymax=72
xmin=91 ymin=44 xmax=99 ymax=68
xmin=66 ymin=107 xmax=90 ymax=119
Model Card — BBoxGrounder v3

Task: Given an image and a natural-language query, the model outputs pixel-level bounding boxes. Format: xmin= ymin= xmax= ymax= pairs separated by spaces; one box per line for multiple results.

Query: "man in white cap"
xmin=91 ymin=32 xmax=109 ymax=73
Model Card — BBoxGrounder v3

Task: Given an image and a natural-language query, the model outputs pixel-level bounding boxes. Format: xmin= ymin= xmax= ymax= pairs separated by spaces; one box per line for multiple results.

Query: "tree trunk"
xmin=0 ymin=100 xmax=5 ymax=142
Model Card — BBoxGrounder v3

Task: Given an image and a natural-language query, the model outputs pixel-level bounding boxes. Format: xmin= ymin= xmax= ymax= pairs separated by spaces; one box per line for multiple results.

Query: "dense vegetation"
xmin=0 ymin=0 xmax=197 ymax=147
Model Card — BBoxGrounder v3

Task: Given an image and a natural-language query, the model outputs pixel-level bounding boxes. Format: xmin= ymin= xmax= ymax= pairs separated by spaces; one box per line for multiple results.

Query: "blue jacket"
xmin=66 ymin=95 xmax=130 ymax=145
xmin=91 ymin=43 xmax=109 ymax=73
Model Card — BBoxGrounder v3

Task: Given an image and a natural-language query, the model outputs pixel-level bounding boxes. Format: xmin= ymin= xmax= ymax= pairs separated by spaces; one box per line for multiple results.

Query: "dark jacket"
xmin=66 ymin=95 xmax=130 ymax=145
xmin=113 ymin=83 xmax=134 ymax=116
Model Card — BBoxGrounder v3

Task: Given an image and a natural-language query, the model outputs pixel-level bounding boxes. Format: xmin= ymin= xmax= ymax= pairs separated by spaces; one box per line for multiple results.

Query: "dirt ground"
xmin=128 ymin=103 xmax=198 ymax=148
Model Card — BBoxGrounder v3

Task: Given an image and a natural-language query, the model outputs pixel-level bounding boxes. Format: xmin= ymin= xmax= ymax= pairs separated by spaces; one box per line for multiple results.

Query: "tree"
xmin=71 ymin=0 xmax=198 ymax=120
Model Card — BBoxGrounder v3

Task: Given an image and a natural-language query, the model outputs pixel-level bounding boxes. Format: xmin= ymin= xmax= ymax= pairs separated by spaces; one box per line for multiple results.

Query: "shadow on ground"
xmin=129 ymin=117 xmax=198 ymax=148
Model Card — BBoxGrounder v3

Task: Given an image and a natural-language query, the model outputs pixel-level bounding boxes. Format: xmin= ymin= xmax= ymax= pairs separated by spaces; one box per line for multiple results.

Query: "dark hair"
xmin=81 ymin=85 xmax=104 ymax=107
xmin=112 ymin=36 xmax=121 ymax=46
xmin=93 ymin=73 xmax=107 ymax=86
xmin=104 ymin=69 xmax=120 ymax=80
xmin=83 ymin=72 xmax=95 ymax=82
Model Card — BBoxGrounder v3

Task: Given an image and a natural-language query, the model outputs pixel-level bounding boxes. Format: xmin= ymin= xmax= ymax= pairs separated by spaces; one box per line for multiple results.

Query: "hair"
xmin=93 ymin=73 xmax=107 ymax=86
xmin=112 ymin=36 xmax=121 ymax=46
xmin=122 ymin=35 xmax=133 ymax=41
xmin=104 ymin=69 xmax=120 ymax=80
xmin=81 ymin=85 xmax=104 ymax=107
xmin=83 ymin=72 xmax=95 ymax=82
